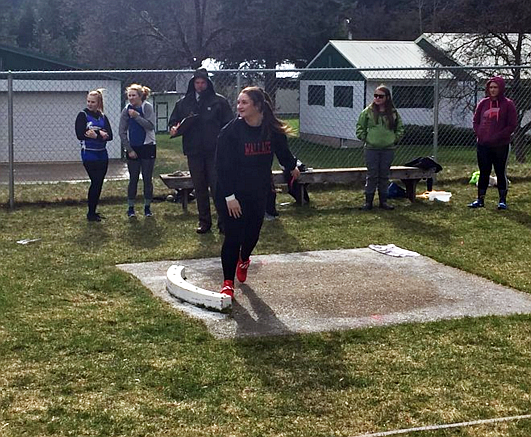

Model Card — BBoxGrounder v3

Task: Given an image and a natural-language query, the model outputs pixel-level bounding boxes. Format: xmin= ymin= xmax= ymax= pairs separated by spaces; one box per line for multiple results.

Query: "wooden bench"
xmin=160 ymin=166 xmax=435 ymax=211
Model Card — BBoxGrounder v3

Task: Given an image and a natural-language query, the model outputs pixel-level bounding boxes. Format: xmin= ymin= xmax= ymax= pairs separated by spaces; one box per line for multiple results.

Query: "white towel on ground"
xmin=368 ymin=244 xmax=420 ymax=257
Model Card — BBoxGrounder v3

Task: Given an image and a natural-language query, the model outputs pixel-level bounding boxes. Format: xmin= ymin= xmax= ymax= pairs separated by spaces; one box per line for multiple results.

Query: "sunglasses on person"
xmin=374 ymin=93 xmax=386 ymax=98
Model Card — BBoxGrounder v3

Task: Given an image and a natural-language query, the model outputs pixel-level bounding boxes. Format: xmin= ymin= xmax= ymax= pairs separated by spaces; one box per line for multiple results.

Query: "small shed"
xmin=299 ymin=39 xmax=474 ymax=147
xmin=0 ymin=44 xmax=122 ymax=163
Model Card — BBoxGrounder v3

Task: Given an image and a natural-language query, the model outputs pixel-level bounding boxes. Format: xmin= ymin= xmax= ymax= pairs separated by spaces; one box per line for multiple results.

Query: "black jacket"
xmin=169 ymin=76 xmax=233 ymax=156
xmin=216 ymin=117 xmax=297 ymax=200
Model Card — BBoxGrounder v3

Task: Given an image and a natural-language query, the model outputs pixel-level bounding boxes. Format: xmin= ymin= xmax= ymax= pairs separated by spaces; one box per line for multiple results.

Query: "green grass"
xmin=1 ymin=180 xmax=531 ymax=436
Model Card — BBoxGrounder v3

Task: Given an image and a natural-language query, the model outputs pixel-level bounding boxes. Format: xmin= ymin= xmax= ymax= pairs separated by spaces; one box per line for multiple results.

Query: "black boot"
xmin=468 ymin=188 xmax=486 ymax=208
xmin=378 ymin=192 xmax=394 ymax=210
xmin=497 ymin=189 xmax=508 ymax=210
xmin=359 ymin=192 xmax=374 ymax=210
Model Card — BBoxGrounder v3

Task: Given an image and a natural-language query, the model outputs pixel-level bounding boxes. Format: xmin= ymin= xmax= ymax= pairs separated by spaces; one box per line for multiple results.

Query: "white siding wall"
xmin=365 ymin=80 xmax=475 ymax=128
xmin=275 ymin=88 xmax=299 ymax=115
xmin=0 ymin=79 xmax=122 ymax=163
xmin=300 ymin=80 xmax=365 ymax=140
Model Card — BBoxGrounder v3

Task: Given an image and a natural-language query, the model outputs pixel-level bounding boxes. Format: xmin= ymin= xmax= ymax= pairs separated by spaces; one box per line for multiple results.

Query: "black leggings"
xmin=477 ymin=144 xmax=510 ymax=192
xmin=83 ymin=159 xmax=108 ymax=215
xmin=220 ymin=194 xmax=267 ymax=281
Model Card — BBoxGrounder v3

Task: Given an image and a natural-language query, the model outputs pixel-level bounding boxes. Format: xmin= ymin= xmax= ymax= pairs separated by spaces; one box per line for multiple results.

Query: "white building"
xmin=299 ymin=38 xmax=477 ymax=147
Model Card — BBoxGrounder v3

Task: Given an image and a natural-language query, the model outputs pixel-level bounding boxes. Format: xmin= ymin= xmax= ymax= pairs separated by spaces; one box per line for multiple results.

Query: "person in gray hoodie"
xmin=469 ymin=76 xmax=517 ymax=210
xmin=119 ymin=83 xmax=157 ymax=218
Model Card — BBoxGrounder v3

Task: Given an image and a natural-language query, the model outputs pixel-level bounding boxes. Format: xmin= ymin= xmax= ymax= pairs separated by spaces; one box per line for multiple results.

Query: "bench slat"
xmin=160 ymin=166 xmax=435 ymax=210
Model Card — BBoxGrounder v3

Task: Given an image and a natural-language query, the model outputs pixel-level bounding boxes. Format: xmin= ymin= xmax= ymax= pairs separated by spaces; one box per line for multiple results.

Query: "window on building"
xmin=393 ymin=86 xmax=434 ymax=108
xmin=308 ymin=85 xmax=325 ymax=106
xmin=333 ymin=86 xmax=353 ymax=108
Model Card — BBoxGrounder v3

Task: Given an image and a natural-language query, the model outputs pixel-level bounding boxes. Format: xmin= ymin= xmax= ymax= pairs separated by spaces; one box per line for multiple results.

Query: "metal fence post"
xmin=8 ymin=71 xmax=14 ymax=210
xmin=432 ymin=67 xmax=440 ymax=162
xmin=236 ymin=69 xmax=242 ymax=93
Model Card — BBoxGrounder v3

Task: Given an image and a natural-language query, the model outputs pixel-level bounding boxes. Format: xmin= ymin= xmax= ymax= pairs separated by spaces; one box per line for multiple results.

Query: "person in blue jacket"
xmin=119 ymin=84 xmax=157 ymax=218
xmin=75 ymin=89 xmax=113 ymax=222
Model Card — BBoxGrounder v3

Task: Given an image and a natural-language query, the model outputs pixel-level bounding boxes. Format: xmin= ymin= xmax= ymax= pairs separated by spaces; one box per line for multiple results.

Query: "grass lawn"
xmin=1 ymin=177 xmax=531 ymax=436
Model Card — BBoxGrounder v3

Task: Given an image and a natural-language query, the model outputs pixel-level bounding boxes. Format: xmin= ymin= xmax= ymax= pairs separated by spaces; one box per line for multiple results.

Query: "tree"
xmin=129 ymin=0 xmax=227 ymax=68
xmin=434 ymin=0 xmax=531 ymax=162
xmin=217 ymin=0 xmax=346 ymax=98
xmin=15 ymin=2 xmax=35 ymax=48
xmin=76 ymin=0 xmax=227 ymax=71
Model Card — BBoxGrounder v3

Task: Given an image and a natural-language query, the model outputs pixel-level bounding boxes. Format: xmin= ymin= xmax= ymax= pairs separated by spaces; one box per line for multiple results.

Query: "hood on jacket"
xmin=485 ymin=76 xmax=507 ymax=100
xmin=186 ymin=68 xmax=215 ymax=98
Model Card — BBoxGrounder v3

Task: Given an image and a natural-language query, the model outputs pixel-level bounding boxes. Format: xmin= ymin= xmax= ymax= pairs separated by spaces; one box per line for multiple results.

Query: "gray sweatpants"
xmin=364 ymin=148 xmax=395 ymax=196
xmin=127 ymin=158 xmax=155 ymax=206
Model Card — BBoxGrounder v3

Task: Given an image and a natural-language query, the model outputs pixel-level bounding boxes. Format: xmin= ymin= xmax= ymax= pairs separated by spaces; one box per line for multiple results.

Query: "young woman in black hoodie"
xmin=216 ymin=87 xmax=300 ymax=297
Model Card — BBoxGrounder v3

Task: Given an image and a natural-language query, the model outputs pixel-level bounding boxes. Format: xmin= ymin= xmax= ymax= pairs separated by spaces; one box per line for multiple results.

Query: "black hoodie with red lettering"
xmin=216 ymin=117 xmax=297 ymax=200
xmin=473 ymin=76 xmax=517 ymax=148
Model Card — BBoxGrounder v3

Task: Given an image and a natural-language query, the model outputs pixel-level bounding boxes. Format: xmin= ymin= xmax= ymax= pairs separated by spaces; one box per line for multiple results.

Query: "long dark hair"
xmin=240 ymin=86 xmax=292 ymax=138
xmin=370 ymin=85 xmax=398 ymax=132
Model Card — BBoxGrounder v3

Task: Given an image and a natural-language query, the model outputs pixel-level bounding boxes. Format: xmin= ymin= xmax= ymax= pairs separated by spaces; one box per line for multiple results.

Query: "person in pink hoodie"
xmin=469 ymin=76 xmax=517 ymax=210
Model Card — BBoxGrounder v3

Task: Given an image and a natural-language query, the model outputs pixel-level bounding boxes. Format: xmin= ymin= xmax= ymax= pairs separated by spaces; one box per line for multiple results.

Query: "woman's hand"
xmin=85 ymin=129 xmax=97 ymax=139
xmin=226 ymin=198 xmax=242 ymax=218
xmin=290 ymin=167 xmax=301 ymax=180
xmin=128 ymin=109 xmax=139 ymax=118
xmin=170 ymin=124 xmax=179 ymax=137
xmin=128 ymin=150 xmax=138 ymax=159
xmin=99 ymin=130 xmax=109 ymax=140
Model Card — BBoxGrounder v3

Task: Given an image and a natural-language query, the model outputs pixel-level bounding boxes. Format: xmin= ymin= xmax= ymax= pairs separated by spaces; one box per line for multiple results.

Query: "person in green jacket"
xmin=356 ymin=85 xmax=404 ymax=210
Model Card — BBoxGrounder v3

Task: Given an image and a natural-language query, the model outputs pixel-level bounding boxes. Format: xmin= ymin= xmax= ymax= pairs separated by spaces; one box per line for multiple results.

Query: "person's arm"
xmin=220 ymin=97 xmax=234 ymax=127
xmin=274 ymin=133 xmax=298 ymax=179
xmin=168 ymin=101 xmax=182 ymax=127
xmin=394 ymin=110 xmax=404 ymax=142
xmin=101 ymin=114 xmax=113 ymax=142
xmin=501 ymin=100 xmax=518 ymax=138
xmin=119 ymin=106 xmax=133 ymax=153
xmin=472 ymin=101 xmax=482 ymax=136
xmin=216 ymin=122 xmax=242 ymax=216
xmin=130 ymin=102 xmax=155 ymax=131
xmin=75 ymin=111 xmax=88 ymax=141
xmin=356 ymin=108 xmax=368 ymax=141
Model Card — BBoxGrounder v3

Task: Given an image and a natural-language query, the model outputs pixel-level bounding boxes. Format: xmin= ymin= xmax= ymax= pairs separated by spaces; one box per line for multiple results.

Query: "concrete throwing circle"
xmin=117 ymin=248 xmax=531 ymax=339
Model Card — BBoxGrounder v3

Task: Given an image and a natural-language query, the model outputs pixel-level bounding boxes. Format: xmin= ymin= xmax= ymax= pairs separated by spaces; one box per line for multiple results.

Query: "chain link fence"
xmin=1 ymin=66 xmax=531 ymax=205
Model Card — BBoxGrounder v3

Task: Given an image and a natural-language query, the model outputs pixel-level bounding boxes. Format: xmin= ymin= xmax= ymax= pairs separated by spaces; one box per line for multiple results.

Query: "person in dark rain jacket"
xmin=169 ymin=68 xmax=233 ymax=233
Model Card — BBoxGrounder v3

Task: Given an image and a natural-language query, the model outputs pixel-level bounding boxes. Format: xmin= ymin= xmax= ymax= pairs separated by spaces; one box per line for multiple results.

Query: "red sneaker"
xmin=236 ymin=258 xmax=251 ymax=283
xmin=220 ymin=280 xmax=234 ymax=298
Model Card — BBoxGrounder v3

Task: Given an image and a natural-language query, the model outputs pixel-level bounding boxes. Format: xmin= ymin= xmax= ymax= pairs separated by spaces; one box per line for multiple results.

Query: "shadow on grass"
xmin=75 ymin=220 xmax=111 ymax=249
xmin=379 ymin=202 xmax=453 ymax=245
xmin=233 ymin=330 xmax=368 ymax=395
xmin=260 ymin=215 xmax=306 ymax=253
xmin=505 ymin=208 xmax=531 ymax=230
xmin=124 ymin=216 xmax=165 ymax=249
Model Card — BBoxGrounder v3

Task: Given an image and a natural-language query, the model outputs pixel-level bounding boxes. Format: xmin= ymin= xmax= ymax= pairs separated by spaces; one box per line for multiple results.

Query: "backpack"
xmin=404 ymin=156 xmax=443 ymax=173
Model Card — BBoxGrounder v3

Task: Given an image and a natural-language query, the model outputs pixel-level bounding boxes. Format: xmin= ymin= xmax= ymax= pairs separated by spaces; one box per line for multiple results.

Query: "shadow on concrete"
xmin=233 ymin=284 xmax=292 ymax=337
